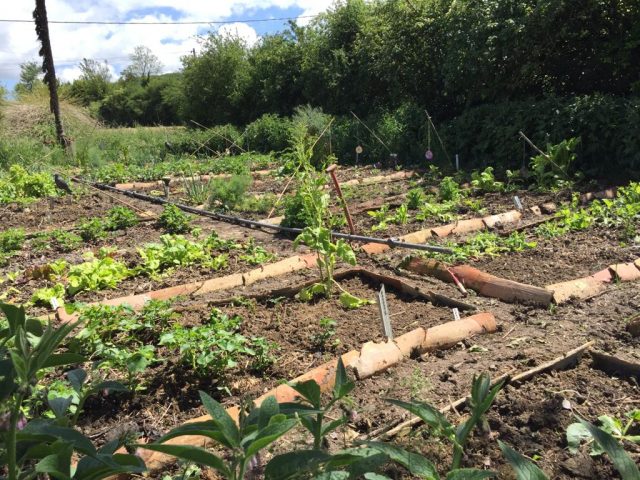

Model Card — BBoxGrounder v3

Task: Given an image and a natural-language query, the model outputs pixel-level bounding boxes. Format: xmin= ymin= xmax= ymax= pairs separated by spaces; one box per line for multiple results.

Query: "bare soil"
xmin=1 ymin=175 xmax=639 ymax=478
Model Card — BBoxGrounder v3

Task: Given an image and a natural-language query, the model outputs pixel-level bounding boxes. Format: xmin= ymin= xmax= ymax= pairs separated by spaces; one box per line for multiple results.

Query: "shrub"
xmin=158 ymin=204 xmax=192 ymax=234
xmin=0 ymin=164 xmax=57 ymax=203
xmin=207 ymin=174 xmax=252 ymax=210
xmin=244 ymin=113 xmax=293 ymax=153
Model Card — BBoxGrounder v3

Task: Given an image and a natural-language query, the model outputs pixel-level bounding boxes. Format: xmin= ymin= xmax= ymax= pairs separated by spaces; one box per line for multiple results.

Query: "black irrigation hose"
xmin=74 ymin=177 xmax=454 ymax=254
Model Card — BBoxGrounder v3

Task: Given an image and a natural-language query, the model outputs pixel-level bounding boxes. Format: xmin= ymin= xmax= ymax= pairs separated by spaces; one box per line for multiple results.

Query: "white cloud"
xmin=218 ymin=22 xmax=259 ymax=47
xmin=0 ymin=0 xmax=333 ymax=85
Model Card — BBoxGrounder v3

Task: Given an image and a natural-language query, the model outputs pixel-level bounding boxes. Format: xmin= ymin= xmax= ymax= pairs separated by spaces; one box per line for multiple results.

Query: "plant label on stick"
xmin=377 ymin=284 xmax=393 ymax=341
xmin=452 ymin=307 xmax=461 ymax=321
xmin=513 ymin=196 xmax=523 ymax=211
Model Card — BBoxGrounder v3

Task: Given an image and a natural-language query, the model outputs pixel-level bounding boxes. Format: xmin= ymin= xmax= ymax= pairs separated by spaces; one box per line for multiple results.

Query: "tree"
xmin=70 ymin=58 xmax=112 ymax=105
xmin=181 ymin=34 xmax=251 ymax=125
xmin=122 ymin=46 xmax=163 ymax=82
xmin=33 ymin=0 xmax=68 ymax=148
xmin=14 ymin=61 xmax=42 ymax=94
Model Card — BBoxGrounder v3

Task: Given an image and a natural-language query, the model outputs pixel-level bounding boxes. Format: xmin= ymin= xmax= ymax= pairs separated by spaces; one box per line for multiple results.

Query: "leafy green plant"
xmin=138 ymin=392 xmax=298 ymax=480
xmin=368 ymin=204 xmax=390 ymax=232
xmin=529 ymin=137 xmax=580 ymax=191
xmin=470 ymin=167 xmax=504 ymax=193
xmin=392 ymin=203 xmax=410 ymax=225
xmin=415 ymin=200 xmax=458 ymax=223
xmin=67 ymin=250 xmax=131 ymax=295
xmin=282 ymin=357 xmax=355 ymax=450
xmin=382 ymin=372 xmax=504 ymax=474
xmin=239 ymin=238 xmax=277 ymax=265
xmin=567 ymin=410 xmax=640 ymax=455
xmin=208 ymin=174 xmax=252 ymax=210
xmin=407 ymin=188 xmax=425 ymax=209
xmin=159 ymin=308 xmax=260 ymax=378
xmin=425 ymin=231 xmax=537 ymax=263
xmin=438 ymin=177 xmax=463 ymax=202
xmin=0 ymin=303 xmax=145 ymax=479
xmin=78 ymin=217 xmax=107 ymax=242
xmin=158 ymin=204 xmax=192 ymax=234
xmin=339 ymin=291 xmax=374 ymax=310
xmin=50 ymin=229 xmax=83 ymax=252
xmin=0 ymin=164 xmax=57 ymax=204
xmin=73 ymin=302 xmax=172 ymax=388
xmin=0 ymin=228 xmax=25 ymax=253
xmin=31 ymin=283 xmax=65 ymax=307
xmin=310 ymin=317 xmax=340 ymax=351
xmin=138 ymin=234 xmax=208 ymax=277
xmin=106 ymin=206 xmax=139 ymax=230
xmin=462 ymin=198 xmax=486 ymax=214
xmin=249 ymin=337 xmax=278 ymax=373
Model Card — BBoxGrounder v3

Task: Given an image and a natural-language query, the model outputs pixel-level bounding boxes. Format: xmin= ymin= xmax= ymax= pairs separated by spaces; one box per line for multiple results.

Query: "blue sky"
xmin=0 ymin=1 xmax=330 ymax=93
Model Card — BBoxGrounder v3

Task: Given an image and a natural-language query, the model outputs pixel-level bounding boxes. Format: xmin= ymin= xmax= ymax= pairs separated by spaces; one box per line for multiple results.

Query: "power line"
xmin=0 ymin=14 xmax=316 ymax=26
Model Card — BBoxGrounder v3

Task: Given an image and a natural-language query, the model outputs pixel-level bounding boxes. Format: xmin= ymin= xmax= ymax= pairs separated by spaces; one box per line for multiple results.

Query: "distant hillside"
xmin=0 ymin=91 xmax=99 ymax=142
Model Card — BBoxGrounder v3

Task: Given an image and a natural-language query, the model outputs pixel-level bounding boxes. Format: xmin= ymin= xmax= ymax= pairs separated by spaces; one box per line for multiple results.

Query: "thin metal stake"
xmin=377 ymin=284 xmax=393 ymax=341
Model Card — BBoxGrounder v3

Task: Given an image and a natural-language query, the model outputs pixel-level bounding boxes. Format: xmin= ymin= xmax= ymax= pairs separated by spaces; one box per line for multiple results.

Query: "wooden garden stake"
xmin=162 ymin=177 xmax=171 ymax=199
xmin=326 ymin=163 xmax=356 ymax=235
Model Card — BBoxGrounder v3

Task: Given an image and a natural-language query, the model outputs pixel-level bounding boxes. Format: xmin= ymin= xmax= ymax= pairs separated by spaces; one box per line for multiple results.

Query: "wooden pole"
xmin=326 ymin=164 xmax=356 ymax=235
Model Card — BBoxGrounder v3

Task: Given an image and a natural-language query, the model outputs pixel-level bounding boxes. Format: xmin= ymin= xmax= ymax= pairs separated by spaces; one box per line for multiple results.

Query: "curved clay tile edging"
xmin=115 ymin=169 xmax=274 ymax=190
xmin=53 ymin=253 xmax=318 ymax=323
xmin=401 ymin=257 xmax=553 ymax=306
xmin=129 ymin=311 xmax=497 ymax=474
xmin=361 ymin=209 xmax=523 ymax=255
xmin=546 ymin=259 xmax=640 ymax=304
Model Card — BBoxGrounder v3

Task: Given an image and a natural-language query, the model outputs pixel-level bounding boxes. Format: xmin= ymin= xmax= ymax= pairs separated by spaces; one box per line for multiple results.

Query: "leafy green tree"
xmin=181 ymin=34 xmax=251 ymax=125
xmin=14 ymin=61 xmax=42 ymax=94
xmin=69 ymin=58 xmax=112 ymax=105
xmin=121 ymin=45 xmax=163 ymax=83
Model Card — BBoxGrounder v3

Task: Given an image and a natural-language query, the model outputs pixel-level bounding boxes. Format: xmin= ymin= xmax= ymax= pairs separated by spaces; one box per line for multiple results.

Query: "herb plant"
xmin=139 ymin=393 xmax=298 ymax=480
xmin=158 ymin=204 xmax=192 ymax=234
xmin=0 ymin=303 xmax=145 ymax=479
xmin=106 ymin=206 xmax=139 ymax=230
xmin=310 ymin=317 xmax=340 ymax=351
xmin=407 ymin=188 xmax=426 ymax=209
xmin=470 ymin=167 xmax=504 ymax=193
xmin=159 ymin=308 xmax=264 ymax=379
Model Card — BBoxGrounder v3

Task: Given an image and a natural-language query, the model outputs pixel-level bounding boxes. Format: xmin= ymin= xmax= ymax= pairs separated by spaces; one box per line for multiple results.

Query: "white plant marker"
xmin=452 ymin=307 xmax=461 ymax=321
xmin=455 ymin=154 xmax=460 ymax=171
xmin=377 ymin=284 xmax=393 ymax=341
xmin=513 ymin=195 xmax=523 ymax=211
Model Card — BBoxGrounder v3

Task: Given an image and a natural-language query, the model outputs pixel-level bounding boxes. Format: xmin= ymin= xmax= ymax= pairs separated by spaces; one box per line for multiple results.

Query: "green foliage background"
xmin=3 ymin=0 xmax=640 ymax=178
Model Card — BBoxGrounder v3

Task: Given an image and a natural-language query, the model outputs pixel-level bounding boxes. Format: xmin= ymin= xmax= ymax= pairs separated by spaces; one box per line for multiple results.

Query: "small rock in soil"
xmin=562 ymin=453 xmax=596 ymax=478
